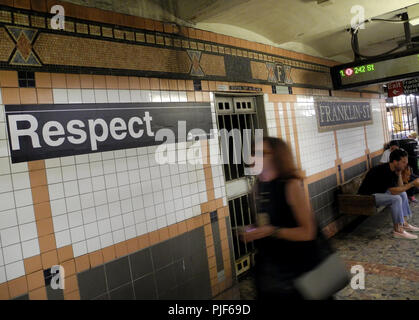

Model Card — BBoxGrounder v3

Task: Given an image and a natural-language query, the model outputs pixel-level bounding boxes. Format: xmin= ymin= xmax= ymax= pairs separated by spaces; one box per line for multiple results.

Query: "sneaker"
xmin=410 ymin=196 xmax=418 ymax=203
xmin=403 ymin=224 xmax=419 ymax=233
xmin=393 ymin=230 xmax=418 ymax=240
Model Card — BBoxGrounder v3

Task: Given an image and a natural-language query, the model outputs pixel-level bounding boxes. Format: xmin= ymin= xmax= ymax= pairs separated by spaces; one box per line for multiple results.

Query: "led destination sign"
xmin=331 ymin=50 xmax=419 ymax=89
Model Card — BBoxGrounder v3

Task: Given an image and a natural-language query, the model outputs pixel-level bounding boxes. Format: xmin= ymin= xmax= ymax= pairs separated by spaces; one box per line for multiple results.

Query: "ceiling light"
xmin=408 ymin=4 xmax=419 ymax=25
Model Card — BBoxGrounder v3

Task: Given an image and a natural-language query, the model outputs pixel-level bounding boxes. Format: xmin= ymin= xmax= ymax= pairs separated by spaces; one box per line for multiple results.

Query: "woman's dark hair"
xmin=263 ymin=137 xmax=301 ymax=180
xmin=389 ymin=148 xmax=408 ymax=162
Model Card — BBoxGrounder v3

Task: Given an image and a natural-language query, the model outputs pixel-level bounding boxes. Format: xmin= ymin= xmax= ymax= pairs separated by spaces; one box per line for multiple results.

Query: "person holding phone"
xmin=240 ymin=137 xmax=324 ymax=299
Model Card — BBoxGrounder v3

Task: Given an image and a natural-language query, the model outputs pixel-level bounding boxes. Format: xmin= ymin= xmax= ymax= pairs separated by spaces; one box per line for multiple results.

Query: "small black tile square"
xmin=173 ymin=259 xmax=192 ymax=285
xmin=105 ymin=256 xmax=131 ymax=291
xmin=13 ymin=294 xmax=29 ymax=300
xmin=187 ymin=227 xmax=205 ymax=254
xmin=151 ymin=240 xmax=173 ymax=271
xmin=176 ymin=280 xmax=195 ymax=300
xmin=210 ymin=210 xmax=218 ymax=223
xmin=109 ymin=283 xmax=135 ymax=300
xmin=190 ymin=273 xmax=211 ymax=299
xmin=46 ymin=285 xmax=64 ymax=300
xmin=155 ymin=263 xmax=176 ymax=296
xmin=171 ymin=233 xmax=189 ymax=260
xmin=190 ymin=249 xmax=208 ymax=277
xmin=77 ymin=265 xmax=107 ymax=300
xmin=129 ymin=249 xmax=153 ymax=280
xmin=193 ymin=79 xmax=202 ymax=91
xmin=93 ymin=293 xmax=109 ymax=300
xmin=159 ymin=286 xmax=179 ymax=300
xmin=18 ymin=71 xmax=35 ymax=88
xmin=133 ymin=274 xmax=157 ymax=300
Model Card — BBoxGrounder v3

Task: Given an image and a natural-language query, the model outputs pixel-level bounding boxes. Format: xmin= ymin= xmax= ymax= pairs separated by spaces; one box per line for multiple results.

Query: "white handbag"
xmin=294 ymin=251 xmax=350 ymax=300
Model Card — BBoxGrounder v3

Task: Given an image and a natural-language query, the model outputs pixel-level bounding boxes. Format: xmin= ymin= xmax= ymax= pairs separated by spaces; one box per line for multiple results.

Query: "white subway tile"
xmin=0 ymin=158 xmax=10 ymax=175
xmin=3 ymin=243 xmax=22 ymax=264
xmin=0 ymin=227 xmax=20 ymax=246
xmin=68 ymin=89 xmax=82 ymax=103
xmin=53 ymin=89 xmax=68 ymax=104
xmin=14 ymin=189 xmax=32 ymax=208
xmin=72 ymin=241 xmax=87 ymax=257
xmin=96 ymin=204 xmax=110 ymax=221
xmin=16 ymin=206 xmax=34 ymax=225
xmin=64 ymin=180 xmax=79 ymax=197
xmin=50 ymin=199 xmax=67 ymax=216
xmin=81 ymin=89 xmax=95 ymax=103
xmin=68 ymin=211 xmax=83 ymax=228
xmin=100 ymin=233 xmax=113 ymax=248
xmin=55 ymin=230 xmax=71 ymax=248
xmin=0 ymin=174 xmax=13 ymax=193
xmin=70 ymin=226 xmax=86 ymax=243
xmin=112 ymin=229 xmax=125 ymax=243
xmin=5 ymin=260 xmax=25 ymax=281
xmin=119 ymin=90 xmax=131 ymax=103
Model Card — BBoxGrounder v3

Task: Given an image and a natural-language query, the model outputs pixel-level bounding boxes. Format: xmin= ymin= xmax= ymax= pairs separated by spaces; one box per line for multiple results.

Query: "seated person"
xmin=402 ymin=165 xmax=419 ymax=203
xmin=380 ymin=141 xmax=399 ymax=164
xmin=358 ymin=149 xmax=419 ymax=240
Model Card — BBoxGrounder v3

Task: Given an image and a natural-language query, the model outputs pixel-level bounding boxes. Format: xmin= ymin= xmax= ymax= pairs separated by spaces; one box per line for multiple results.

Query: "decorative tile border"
xmin=0 ymin=4 xmax=331 ymax=77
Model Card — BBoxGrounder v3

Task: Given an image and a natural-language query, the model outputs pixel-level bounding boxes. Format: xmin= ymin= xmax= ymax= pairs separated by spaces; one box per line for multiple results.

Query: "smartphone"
xmin=245 ymin=226 xmax=256 ymax=232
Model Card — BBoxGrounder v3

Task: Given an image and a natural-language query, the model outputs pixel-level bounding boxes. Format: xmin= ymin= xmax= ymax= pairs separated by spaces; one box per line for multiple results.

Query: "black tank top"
xmin=255 ymin=178 xmax=318 ymax=274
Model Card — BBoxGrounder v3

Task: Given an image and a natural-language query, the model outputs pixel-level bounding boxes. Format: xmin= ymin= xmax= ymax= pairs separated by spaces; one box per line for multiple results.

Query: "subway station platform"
xmin=216 ymin=197 xmax=419 ymax=300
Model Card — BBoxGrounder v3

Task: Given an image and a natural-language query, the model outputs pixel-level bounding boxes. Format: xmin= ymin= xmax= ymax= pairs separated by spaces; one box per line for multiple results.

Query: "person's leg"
xmin=374 ymin=193 xmax=404 ymax=229
xmin=399 ymin=191 xmax=419 ymax=231
xmin=399 ymin=192 xmax=412 ymax=219
xmin=406 ymin=187 xmax=415 ymax=198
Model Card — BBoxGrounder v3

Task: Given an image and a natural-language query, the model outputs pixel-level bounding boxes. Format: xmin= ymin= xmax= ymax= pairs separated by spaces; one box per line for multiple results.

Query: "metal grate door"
xmin=386 ymin=95 xmax=419 ymax=140
xmin=215 ymin=95 xmax=262 ymax=276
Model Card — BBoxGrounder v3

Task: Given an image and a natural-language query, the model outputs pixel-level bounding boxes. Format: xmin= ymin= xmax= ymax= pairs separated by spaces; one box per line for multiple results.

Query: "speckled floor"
xmin=222 ymin=198 xmax=419 ymax=300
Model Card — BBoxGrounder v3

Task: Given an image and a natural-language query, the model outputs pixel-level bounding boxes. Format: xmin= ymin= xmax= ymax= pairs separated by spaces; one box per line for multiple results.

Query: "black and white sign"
xmin=316 ymin=101 xmax=372 ymax=132
xmin=5 ymin=102 xmax=212 ymax=163
xmin=403 ymin=78 xmax=419 ymax=95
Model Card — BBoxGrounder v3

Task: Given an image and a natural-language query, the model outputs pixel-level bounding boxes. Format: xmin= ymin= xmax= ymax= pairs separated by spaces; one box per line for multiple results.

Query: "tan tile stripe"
xmin=333 ymin=131 xmax=340 ymax=160
xmin=345 ymin=260 xmax=419 ymax=282
xmin=305 ymin=167 xmax=337 ymax=184
xmin=341 ymin=155 xmax=368 ymax=171
xmin=282 ymin=103 xmax=292 ymax=145
xmin=370 ymin=149 xmax=384 ymax=159
xmin=274 ymin=102 xmax=283 ymax=139
xmin=363 ymin=125 xmax=369 ymax=150
xmin=381 ymin=101 xmax=389 ymax=144
xmin=268 ymin=94 xmax=297 ymax=103
xmin=289 ymin=103 xmax=302 ymax=169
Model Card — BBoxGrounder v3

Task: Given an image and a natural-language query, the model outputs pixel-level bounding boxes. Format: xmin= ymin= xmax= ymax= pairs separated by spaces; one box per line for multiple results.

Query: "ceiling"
xmin=62 ymin=0 xmax=419 ymax=63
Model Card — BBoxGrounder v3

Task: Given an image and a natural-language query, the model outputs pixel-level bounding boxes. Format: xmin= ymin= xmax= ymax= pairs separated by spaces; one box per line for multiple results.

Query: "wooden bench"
xmin=337 ymin=172 xmax=387 ymax=216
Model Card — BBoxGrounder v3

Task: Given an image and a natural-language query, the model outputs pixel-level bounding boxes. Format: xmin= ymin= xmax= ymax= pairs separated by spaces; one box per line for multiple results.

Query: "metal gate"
xmin=386 ymin=95 xmax=419 ymax=140
xmin=215 ymin=95 xmax=263 ymax=276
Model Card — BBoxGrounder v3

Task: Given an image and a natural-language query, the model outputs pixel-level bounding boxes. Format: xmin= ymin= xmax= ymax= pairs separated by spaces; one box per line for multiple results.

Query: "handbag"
xmin=293 ymin=229 xmax=351 ymax=300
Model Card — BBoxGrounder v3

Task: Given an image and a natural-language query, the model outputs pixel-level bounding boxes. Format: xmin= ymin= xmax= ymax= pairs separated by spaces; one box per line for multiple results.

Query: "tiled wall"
xmin=366 ymin=100 xmax=386 ymax=153
xmin=344 ymin=162 xmax=368 ymax=182
xmin=293 ymin=96 xmax=336 ymax=177
xmin=0 ymin=73 xmax=235 ymax=300
xmin=0 ymin=1 xmax=386 ymax=300
xmin=307 ymin=174 xmax=339 ymax=228
xmin=0 ymin=87 xmax=36 ymax=284
xmin=336 ymin=127 xmax=366 ymax=164
xmin=265 ymin=94 xmax=387 ymax=232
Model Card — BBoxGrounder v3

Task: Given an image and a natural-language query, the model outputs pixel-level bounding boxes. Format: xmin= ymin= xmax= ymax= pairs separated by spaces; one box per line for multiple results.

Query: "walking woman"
xmin=240 ymin=137 xmax=328 ymax=299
